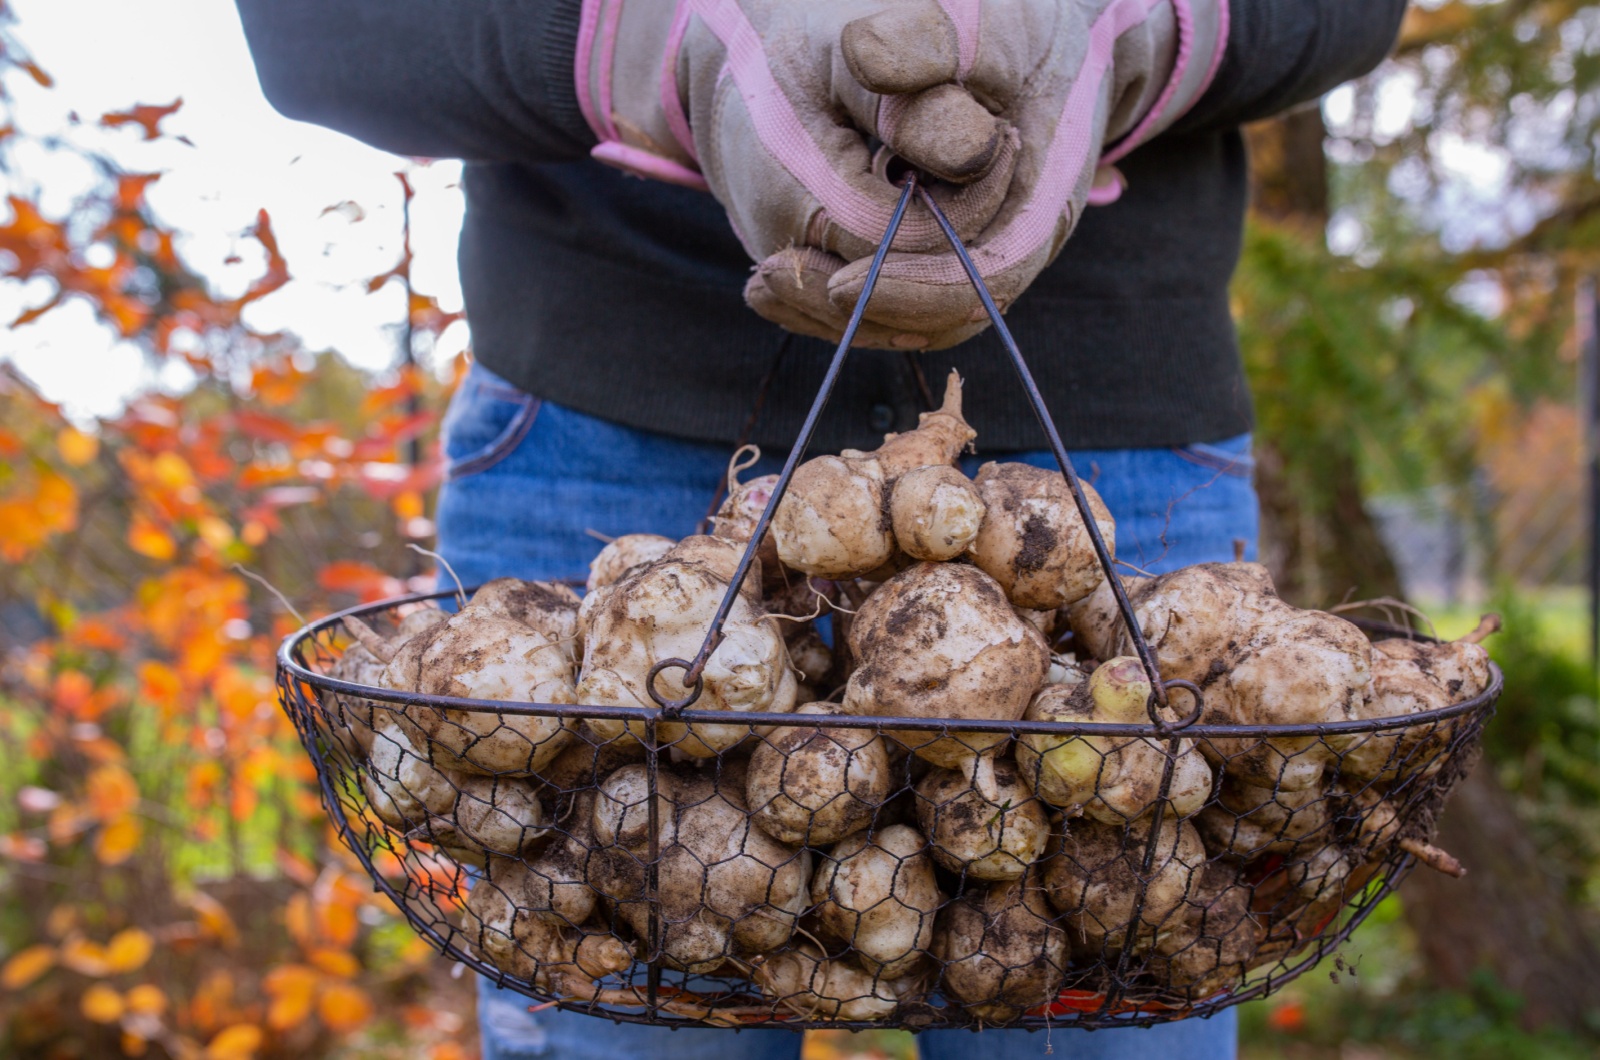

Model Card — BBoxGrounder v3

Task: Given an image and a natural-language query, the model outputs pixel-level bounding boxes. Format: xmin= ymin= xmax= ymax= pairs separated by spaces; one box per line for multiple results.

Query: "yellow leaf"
xmin=151 ymin=451 xmax=196 ymax=493
xmin=95 ymin=815 xmax=142 ymax=865
xmin=129 ymin=515 xmax=177 ymax=561
xmin=57 ymin=426 xmax=99 ymax=467
xmin=263 ymin=964 xmax=318 ymax=1031
xmin=197 ymin=517 xmax=234 ymax=551
xmin=125 ymin=983 xmax=167 ymax=1016
xmin=205 ymin=1024 xmax=263 ymax=1060
xmin=1 ymin=945 xmax=55 ymax=988
xmin=317 ymin=981 xmax=373 ymax=1034
xmin=104 ymin=928 xmax=154 ymax=974
xmin=59 ymin=937 xmax=111 ymax=977
xmin=81 ymin=982 xmax=125 ymax=1023
xmin=306 ymin=948 xmax=360 ymax=979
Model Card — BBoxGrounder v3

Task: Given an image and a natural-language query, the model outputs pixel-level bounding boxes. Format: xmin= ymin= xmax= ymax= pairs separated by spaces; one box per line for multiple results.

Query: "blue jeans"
xmin=436 ymin=363 xmax=1256 ymax=1060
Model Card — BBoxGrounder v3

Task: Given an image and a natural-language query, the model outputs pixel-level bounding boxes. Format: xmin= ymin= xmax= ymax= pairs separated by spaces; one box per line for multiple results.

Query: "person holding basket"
xmin=238 ymin=1 xmax=1409 ymax=1056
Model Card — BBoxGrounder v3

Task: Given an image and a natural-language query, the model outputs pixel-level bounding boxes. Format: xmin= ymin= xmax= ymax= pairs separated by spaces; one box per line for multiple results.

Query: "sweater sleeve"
xmin=1173 ymin=0 xmax=1408 ymax=133
xmin=234 ymin=0 xmax=594 ymax=164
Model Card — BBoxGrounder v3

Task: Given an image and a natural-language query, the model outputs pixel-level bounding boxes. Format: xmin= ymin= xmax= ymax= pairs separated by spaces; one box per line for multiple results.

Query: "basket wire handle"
xmin=649 ymin=174 xmax=921 ymax=713
xmin=913 ymin=185 xmax=1168 ymax=705
xmin=655 ymin=173 xmax=1171 ymax=714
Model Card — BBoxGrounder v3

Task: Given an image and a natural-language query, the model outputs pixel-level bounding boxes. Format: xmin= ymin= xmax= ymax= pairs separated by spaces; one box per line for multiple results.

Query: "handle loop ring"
xmin=646 ymin=657 xmax=703 ymax=717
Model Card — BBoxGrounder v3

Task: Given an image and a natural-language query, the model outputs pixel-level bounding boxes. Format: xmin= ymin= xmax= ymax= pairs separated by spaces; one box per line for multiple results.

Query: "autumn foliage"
xmin=0 ymin=9 xmax=471 ymax=1058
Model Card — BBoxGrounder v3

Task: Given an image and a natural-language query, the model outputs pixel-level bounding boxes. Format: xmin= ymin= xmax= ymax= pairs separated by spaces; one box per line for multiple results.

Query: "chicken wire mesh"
xmin=273 ymin=178 xmax=1500 ymax=1030
xmin=275 ymin=594 xmax=1499 ymax=1031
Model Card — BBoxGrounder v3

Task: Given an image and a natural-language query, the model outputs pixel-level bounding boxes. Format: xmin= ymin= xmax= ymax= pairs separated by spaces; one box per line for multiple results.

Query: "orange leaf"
xmin=316 ymin=561 xmax=402 ymax=603
xmin=393 ymin=489 xmax=425 ymax=522
xmin=56 ymin=426 xmax=99 ymax=467
xmin=100 ymin=100 xmax=183 ymax=141
xmin=104 ymin=928 xmax=154 ymax=974
xmin=317 ymin=981 xmax=373 ymax=1034
xmin=52 ymin=669 xmax=93 ymax=715
xmin=1267 ymin=999 xmax=1307 ymax=1033
xmin=307 ymin=948 xmax=360 ymax=979
xmin=263 ymin=964 xmax=318 ymax=1031
xmin=0 ymin=467 xmax=78 ymax=562
xmin=314 ymin=899 xmax=360 ymax=949
xmin=137 ymin=661 xmax=182 ymax=712
xmin=95 ymin=814 xmax=142 ymax=865
xmin=284 ymin=894 xmax=313 ymax=950
xmin=205 ymin=1024 xmax=263 ymax=1060
xmin=86 ymin=764 xmax=140 ymax=820
xmin=186 ymin=891 xmax=240 ymax=948
xmin=1 ymin=945 xmax=56 ymax=988
xmin=128 ymin=515 xmax=177 ymax=561
xmin=81 ymin=983 xmax=125 ymax=1023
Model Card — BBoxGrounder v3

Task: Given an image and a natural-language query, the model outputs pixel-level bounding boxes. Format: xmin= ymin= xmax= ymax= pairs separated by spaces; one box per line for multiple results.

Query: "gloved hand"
xmin=577 ymin=0 xmax=1227 ymax=351
xmin=575 ymin=0 xmax=1027 ymax=348
xmin=748 ymin=0 xmax=1231 ymax=350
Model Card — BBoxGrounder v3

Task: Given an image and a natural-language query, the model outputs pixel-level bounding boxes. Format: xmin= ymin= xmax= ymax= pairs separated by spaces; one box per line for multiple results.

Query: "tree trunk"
xmin=1245 ymin=106 xmax=1600 ymax=1032
xmin=1402 ymin=765 xmax=1600 ymax=1029
xmin=1245 ymin=109 xmax=1404 ymax=608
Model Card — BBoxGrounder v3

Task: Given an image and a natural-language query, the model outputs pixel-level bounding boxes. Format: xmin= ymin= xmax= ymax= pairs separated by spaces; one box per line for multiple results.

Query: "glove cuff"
xmin=575 ymin=0 xmax=710 ymax=190
xmin=1100 ymin=0 xmax=1230 ymax=166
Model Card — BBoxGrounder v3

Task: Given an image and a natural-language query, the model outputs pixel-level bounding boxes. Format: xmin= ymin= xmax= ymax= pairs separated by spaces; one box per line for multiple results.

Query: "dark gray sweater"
xmin=236 ymin=0 xmax=1405 ymax=453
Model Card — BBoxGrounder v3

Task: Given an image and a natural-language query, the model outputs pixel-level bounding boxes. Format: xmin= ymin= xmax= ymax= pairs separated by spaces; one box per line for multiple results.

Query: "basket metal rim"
xmin=275 ymin=587 xmax=1504 ymax=740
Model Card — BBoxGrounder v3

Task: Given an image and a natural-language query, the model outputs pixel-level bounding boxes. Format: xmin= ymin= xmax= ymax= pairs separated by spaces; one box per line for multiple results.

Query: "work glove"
xmin=752 ymin=0 xmax=1231 ymax=350
xmin=575 ymin=0 xmax=1023 ymax=349
xmin=577 ymin=0 xmax=1227 ymax=351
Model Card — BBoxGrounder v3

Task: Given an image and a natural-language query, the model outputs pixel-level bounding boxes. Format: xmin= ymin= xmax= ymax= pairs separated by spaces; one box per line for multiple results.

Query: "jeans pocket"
xmin=443 ymin=366 xmax=541 ymax=481
xmin=1173 ymin=434 xmax=1254 ymax=479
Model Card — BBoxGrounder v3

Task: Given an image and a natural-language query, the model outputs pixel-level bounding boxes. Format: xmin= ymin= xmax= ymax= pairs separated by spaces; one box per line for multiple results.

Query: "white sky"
xmin=0 ymin=0 xmax=468 ymax=421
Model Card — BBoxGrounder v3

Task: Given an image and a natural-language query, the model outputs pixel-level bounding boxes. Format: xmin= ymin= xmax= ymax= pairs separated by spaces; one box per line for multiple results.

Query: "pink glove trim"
xmin=591 ymin=142 xmax=712 ymax=190
xmin=594 ymin=0 xmax=626 ymax=142
xmin=1086 ymin=165 xmax=1125 ymax=206
xmin=877 ymin=93 xmax=910 ymax=144
xmin=936 ymin=0 xmax=981 ymax=81
xmin=1100 ymin=0 xmax=1229 ymax=166
xmin=691 ymin=0 xmax=935 ymax=245
xmin=1099 ymin=0 xmax=1191 ymax=166
xmin=659 ymin=1 xmax=700 ymax=162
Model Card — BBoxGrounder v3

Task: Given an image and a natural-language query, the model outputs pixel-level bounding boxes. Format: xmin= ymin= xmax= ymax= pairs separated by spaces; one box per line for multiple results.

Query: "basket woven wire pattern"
xmin=276 ymin=596 xmax=1499 ymax=1032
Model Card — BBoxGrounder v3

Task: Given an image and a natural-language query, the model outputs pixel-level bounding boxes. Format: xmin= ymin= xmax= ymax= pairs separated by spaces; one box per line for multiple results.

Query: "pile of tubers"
xmin=321 ymin=372 xmax=1496 ymax=1024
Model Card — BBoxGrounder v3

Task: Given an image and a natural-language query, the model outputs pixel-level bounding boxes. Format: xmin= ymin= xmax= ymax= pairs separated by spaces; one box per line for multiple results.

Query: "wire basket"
xmin=275 ymin=177 xmax=1501 ymax=1031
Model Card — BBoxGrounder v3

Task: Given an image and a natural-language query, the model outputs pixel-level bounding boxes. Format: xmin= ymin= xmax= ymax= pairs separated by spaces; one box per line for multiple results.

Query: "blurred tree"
xmin=1237 ymin=0 xmax=1600 ymax=1032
